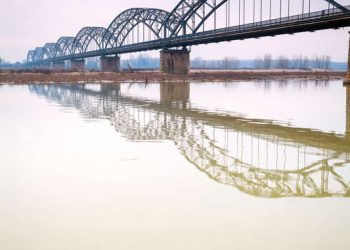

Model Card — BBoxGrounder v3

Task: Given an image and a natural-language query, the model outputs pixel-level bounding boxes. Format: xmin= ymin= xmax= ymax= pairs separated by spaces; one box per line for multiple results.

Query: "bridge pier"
xmin=160 ymin=48 xmax=190 ymax=74
xmin=346 ymin=86 xmax=350 ymax=138
xmin=70 ymin=59 xmax=85 ymax=71
xmin=100 ymin=55 xmax=120 ymax=72
xmin=345 ymin=32 xmax=350 ymax=85
xmin=52 ymin=61 xmax=65 ymax=70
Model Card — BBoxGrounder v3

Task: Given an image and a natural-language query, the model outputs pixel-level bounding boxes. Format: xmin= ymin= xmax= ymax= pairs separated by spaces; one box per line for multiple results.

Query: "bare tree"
xmin=254 ymin=56 xmax=263 ymax=69
xmin=276 ymin=56 xmax=290 ymax=69
xmin=291 ymin=55 xmax=303 ymax=69
xmin=192 ymin=57 xmax=207 ymax=69
xmin=221 ymin=56 xmax=239 ymax=69
xmin=311 ymin=54 xmax=331 ymax=70
xmin=324 ymin=55 xmax=331 ymax=70
xmin=263 ymin=54 xmax=272 ymax=69
xmin=229 ymin=57 xmax=239 ymax=69
xmin=313 ymin=54 xmax=323 ymax=69
xmin=301 ymin=56 xmax=310 ymax=69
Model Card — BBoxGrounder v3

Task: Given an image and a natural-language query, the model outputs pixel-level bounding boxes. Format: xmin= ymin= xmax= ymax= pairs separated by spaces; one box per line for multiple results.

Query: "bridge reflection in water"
xmin=29 ymin=83 xmax=350 ymax=198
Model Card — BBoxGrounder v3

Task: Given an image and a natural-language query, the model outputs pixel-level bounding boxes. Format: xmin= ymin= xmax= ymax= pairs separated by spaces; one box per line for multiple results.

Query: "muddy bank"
xmin=0 ymin=70 xmax=346 ymax=84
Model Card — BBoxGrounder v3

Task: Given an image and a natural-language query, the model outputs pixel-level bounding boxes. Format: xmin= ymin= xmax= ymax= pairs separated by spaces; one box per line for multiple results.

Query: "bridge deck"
xmin=41 ymin=6 xmax=350 ymax=63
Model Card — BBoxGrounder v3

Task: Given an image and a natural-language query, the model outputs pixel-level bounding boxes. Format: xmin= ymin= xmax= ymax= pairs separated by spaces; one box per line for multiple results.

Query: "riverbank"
xmin=0 ymin=69 xmax=346 ymax=84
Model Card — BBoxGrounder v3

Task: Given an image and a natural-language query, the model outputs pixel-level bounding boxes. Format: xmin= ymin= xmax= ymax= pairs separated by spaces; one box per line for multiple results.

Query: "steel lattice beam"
xmin=324 ymin=0 xmax=349 ymax=13
xmin=25 ymin=1 xmax=350 ymax=63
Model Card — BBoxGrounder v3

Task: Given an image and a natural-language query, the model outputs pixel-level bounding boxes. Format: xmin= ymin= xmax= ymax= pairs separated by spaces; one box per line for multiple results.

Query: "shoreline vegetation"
xmin=0 ymin=69 xmax=346 ymax=84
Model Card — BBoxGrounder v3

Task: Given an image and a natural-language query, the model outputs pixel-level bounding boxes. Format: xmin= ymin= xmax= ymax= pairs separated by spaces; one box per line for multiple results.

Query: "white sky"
xmin=0 ymin=0 xmax=349 ymax=62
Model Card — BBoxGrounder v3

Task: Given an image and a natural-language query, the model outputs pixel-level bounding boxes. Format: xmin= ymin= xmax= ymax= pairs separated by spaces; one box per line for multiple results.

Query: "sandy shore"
xmin=0 ymin=70 xmax=346 ymax=84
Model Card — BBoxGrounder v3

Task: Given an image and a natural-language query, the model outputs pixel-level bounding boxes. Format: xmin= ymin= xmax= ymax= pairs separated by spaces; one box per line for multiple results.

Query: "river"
xmin=0 ymin=80 xmax=349 ymax=250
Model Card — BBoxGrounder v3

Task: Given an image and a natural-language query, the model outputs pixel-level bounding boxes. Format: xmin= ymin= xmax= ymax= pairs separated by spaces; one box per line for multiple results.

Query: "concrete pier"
xmin=52 ymin=61 xmax=65 ymax=70
xmin=100 ymin=55 xmax=120 ymax=72
xmin=160 ymin=48 xmax=190 ymax=74
xmin=70 ymin=59 xmax=85 ymax=71
xmin=344 ymin=32 xmax=350 ymax=85
xmin=346 ymin=86 xmax=350 ymax=138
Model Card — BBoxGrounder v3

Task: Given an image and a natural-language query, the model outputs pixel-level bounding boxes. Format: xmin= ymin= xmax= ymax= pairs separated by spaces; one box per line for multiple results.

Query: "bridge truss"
xmin=26 ymin=0 xmax=350 ymax=64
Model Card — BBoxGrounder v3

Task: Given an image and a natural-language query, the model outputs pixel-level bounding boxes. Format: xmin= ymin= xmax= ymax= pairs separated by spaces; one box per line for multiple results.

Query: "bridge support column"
xmin=100 ymin=55 xmax=120 ymax=72
xmin=345 ymin=32 xmax=350 ymax=85
xmin=70 ymin=59 xmax=85 ymax=71
xmin=160 ymin=48 xmax=190 ymax=74
xmin=346 ymin=86 xmax=350 ymax=138
xmin=52 ymin=61 xmax=65 ymax=70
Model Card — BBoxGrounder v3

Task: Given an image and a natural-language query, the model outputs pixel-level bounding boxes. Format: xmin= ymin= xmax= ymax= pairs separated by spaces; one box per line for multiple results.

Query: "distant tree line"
xmin=192 ymin=54 xmax=333 ymax=70
xmin=191 ymin=56 xmax=240 ymax=69
xmin=0 ymin=53 xmax=343 ymax=71
xmin=0 ymin=56 xmax=25 ymax=69
xmin=122 ymin=54 xmax=159 ymax=69
xmin=254 ymin=54 xmax=331 ymax=70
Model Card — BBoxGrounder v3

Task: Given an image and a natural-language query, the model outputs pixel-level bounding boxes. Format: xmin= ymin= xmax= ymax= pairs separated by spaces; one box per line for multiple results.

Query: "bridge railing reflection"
xmin=29 ymin=83 xmax=350 ymax=198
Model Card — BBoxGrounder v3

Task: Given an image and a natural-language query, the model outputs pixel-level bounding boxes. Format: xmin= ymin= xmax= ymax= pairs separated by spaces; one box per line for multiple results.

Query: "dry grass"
xmin=0 ymin=69 xmax=346 ymax=84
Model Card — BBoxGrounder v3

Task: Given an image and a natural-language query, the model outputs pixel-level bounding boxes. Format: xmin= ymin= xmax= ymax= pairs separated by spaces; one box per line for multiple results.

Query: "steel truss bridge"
xmin=29 ymin=83 xmax=350 ymax=198
xmin=26 ymin=0 xmax=350 ymax=65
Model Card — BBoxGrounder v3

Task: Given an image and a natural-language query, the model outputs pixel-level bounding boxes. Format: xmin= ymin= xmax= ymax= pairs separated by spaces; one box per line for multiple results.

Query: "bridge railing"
xmin=179 ymin=5 xmax=350 ymax=38
xmin=91 ymin=5 xmax=350 ymax=56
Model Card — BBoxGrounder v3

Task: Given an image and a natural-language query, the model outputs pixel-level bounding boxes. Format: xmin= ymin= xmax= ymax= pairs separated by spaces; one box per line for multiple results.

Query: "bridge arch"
xmin=43 ymin=43 xmax=57 ymax=59
xmin=32 ymin=47 xmax=46 ymax=62
xmin=164 ymin=0 xmax=350 ymax=37
xmin=165 ymin=0 xmax=231 ymax=37
xmin=72 ymin=27 xmax=109 ymax=54
xmin=25 ymin=0 xmax=350 ymax=63
xmin=27 ymin=50 xmax=35 ymax=62
xmin=54 ymin=37 xmax=75 ymax=58
xmin=104 ymin=8 xmax=178 ymax=48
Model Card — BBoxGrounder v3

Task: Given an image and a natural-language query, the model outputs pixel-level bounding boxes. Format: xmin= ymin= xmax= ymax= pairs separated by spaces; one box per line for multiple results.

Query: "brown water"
xmin=0 ymin=81 xmax=349 ymax=250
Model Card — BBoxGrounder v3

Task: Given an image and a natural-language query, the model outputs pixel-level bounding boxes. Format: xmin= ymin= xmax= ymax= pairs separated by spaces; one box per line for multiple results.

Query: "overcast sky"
xmin=0 ymin=0 xmax=349 ymax=62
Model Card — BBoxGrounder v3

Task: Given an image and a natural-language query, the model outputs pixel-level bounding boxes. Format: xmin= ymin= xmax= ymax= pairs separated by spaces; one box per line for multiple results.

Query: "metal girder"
xmin=55 ymin=37 xmax=75 ymax=58
xmin=324 ymin=0 xmax=349 ymax=12
xmin=25 ymin=0 xmax=350 ymax=63
xmin=163 ymin=0 xmax=230 ymax=37
xmin=33 ymin=47 xmax=46 ymax=61
xmin=27 ymin=50 xmax=35 ymax=62
xmin=163 ymin=0 xmax=202 ymax=36
xmin=104 ymin=8 xmax=174 ymax=48
xmin=72 ymin=27 xmax=109 ymax=54
xmin=43 ymin=43 xmax=57 ymax=59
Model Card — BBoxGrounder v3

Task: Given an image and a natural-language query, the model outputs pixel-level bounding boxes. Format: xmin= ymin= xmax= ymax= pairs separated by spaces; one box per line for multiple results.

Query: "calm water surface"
xmin=0 ymin=80 xmax=349 ymax=250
